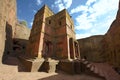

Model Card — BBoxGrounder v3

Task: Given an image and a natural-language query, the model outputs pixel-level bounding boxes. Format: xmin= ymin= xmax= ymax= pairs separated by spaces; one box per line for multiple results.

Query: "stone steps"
xmin=99 ymin=69 xmax=105 ymax=77
xmin=83 ymin=60 xmax=89 ymax=64
xmin=82 ymin=59 xmax=120 ymax=80
xmin=87 ymin=63 xmax=92 ymax=68
xmin=90 ymin=65 xmax=94 ymax=71
xmin=94 ymin=66 xmax=98 ymax=74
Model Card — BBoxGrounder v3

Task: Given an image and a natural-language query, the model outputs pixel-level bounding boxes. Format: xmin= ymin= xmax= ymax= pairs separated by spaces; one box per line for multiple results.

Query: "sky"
xmin=17 ymin=0 xmax=119 ymax=39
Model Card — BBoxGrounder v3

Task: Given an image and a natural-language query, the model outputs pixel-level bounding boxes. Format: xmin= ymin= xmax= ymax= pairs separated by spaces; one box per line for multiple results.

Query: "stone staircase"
xmin=81 ymin=59 xmax=120 ymax=80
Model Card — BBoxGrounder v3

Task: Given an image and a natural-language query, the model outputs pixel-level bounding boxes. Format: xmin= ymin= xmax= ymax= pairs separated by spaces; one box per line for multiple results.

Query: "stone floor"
xmin=92 ymin=63 xmax=120 ymax=80
xmin=1 ymin=57 xmax=120 ymax=80
xmin=0 ymin=65 xmax=104 ymax=80
xmin=0 ymin=57 xmax=104 ymax=80
xmin=83 ymin=60 xmax=120 ymax=80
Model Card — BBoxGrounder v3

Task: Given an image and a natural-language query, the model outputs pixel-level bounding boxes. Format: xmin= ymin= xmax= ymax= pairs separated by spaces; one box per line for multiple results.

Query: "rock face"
xmin=14 ymin=23 xmax=30 ymax=40
xmin=0 ymin=0 xmax=30 ymax=63
xmin=78 ymin=35 xmax=103 ymax=62
xmin=101 ymin=1 xmax=120 ymax=68
xmin=0 ymin=0 xmax=17 ymax=63
xmin=13 ymin=23 xmax=30 ymax=55
xmin=0 ymin=0 xmax=6 ymax=63
xmin=78 ymin=1 xmax=120 ymax=68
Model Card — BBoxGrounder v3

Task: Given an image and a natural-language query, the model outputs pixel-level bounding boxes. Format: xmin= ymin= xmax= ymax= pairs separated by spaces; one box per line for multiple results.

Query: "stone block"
xmin=39 ymin=58 xmax=59 ymax=73
xmin=74 ymin=60 xmax=83 ymax=74
xmin=58 ymin=60 xmax=75 ymax=74
xmin=18 ymin=56 xmax=44 ymax=72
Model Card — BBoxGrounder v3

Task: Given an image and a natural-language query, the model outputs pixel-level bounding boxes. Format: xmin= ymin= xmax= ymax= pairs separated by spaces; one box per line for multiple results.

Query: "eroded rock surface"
xmin=0 ymin=0 xmax=17 ymax=63
xmin=101 ymin=1 xmax=120 ymax=67
xmin=78 ymin=35 xmax=103 ymax=62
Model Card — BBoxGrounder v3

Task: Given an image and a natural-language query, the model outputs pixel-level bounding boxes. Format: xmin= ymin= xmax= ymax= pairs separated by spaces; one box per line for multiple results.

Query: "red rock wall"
xmin=102 ymin=1 xmax=120 ymax=68
xmin=26 ymin=5 xmax=79 ymax=60
xmin=78 ymin=35 xmax=103 ymax=62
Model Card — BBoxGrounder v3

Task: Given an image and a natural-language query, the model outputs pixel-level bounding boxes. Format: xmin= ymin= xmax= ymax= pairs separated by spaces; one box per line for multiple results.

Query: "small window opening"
xmin=49 ymin=20 xmax=51 ymax=24
xmin=59 ymin=21 xmax=61 ymax=25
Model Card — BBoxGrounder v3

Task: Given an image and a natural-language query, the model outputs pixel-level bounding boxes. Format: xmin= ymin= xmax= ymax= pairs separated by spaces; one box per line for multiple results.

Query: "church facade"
xmin=26 ymin=5 xmax=80 ymax=60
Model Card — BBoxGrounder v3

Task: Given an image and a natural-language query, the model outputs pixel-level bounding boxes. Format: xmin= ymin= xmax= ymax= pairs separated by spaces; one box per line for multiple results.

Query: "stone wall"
xmin=77 ymin=1 xmax=120 ymax=68
xmin=14 ymin=23 xmax=30 ymax=40
xmin=0 ymin=0 xmax=17 ymax=63
xmin=0 ymin=0 xmax=7 ymax=63
xmin=13 ymin=22 xmax=30 ymax=55
xmin=101 ymin=1 xmax=120 ymax=68
xmin=78 ymin=35 xmax=103 ymax=62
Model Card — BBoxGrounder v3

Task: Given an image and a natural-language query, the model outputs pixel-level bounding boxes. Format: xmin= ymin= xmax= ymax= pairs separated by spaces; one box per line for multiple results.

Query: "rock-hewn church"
xmin=26 ymin=5 xmax=80 ymax=60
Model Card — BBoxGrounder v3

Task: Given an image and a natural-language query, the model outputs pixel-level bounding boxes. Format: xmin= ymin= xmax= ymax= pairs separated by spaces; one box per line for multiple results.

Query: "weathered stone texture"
xmin=78 ymin=35 xmax=103 ymax=62
xmin=14 ymin=23 xmax=30 ymax=40
xmin=0 ymin=0 xmax=17 ymax=63
xmin=7 ymin=0 xmax=17 ymax=36
xmin=101 ymin=1 xmax=120 ymax=68
xmin=18 ymin=57 xmax=44 ymax=72
xmin=12 ymin=23 xmax=30 ymax=55
xmin=58 ymin=60 xmax=83 ymax=74
xmin=0 ymin=0 xmax=7 ymax=63
xmin=39 ymin=59 xmax=58 ymax=73
xmin=77 ymin=1 xmax=120 ymax=68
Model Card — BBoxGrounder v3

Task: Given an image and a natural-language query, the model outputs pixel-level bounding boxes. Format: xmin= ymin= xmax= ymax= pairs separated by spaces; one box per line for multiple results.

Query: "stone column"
xmin=74 ymin=41 xmax=81 ymax=59
xmin=73 ymin=41 xmax=76 ymax=59
xmin=67 ymin=37 xmax=71 ymax=60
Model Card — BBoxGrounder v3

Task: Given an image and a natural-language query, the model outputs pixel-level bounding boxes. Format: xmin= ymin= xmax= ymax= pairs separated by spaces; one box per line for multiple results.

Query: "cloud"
xmin=63 ymin=0 xmax=72 ymax=9
xmin=75 ymin=13 xmax=94 ymax=30
xmin=75 ymin=12 xmax=117 ymax=39
xmin=36 ymin=0 xmax=42 ymax=6
xmin=53 ymin=0 xmax=72 ymax=11
xmin=70 ymin=0 xmax=119 ymax=39
xmin=30 ymin=22 xmax=33 ymax=27
xmin=30 ymin=18 xmax=34 ymax=27
xmin=70 ymin=5 xmax=88 ymax=14
xmin=33 ymin=10 xmax=37 ymax=13
xmin=86 ymin=0 xmax=97 ymax=6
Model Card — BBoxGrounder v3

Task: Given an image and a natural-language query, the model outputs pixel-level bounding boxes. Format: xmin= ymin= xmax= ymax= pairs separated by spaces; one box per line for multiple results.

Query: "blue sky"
xmin=17 ymin=0 xmax=119 ymax=39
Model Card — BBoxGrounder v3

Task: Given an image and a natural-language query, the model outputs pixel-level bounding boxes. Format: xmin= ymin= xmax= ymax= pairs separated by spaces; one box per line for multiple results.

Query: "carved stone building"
xmin=26 ymin=5 xmax=80 ymax=60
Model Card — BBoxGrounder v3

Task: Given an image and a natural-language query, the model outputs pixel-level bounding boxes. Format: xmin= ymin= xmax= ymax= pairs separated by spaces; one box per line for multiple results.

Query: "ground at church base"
xmin=0 ymin=64 xmax=104 ymax=80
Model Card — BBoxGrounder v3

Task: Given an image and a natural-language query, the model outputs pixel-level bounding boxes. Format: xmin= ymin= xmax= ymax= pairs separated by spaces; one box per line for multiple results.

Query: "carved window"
xmin=59 ymin=21 xmax=61 ymax=25
xmin=49 ymin=20 xmax=51 ymax=24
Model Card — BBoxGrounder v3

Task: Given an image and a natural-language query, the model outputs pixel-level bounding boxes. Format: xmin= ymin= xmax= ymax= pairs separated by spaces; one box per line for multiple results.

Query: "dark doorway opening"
xmin=69 ymin=38 xmax=74 ymax=59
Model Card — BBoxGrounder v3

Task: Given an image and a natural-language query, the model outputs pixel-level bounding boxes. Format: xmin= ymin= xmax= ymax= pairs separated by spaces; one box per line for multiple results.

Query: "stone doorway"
xmin=43 ymin=40 xmax=52 ymax=58
xmin=74 ymin=42 xmax=80 ymax=59
xmin=69 ymin=38 xmax=74 ymax=59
